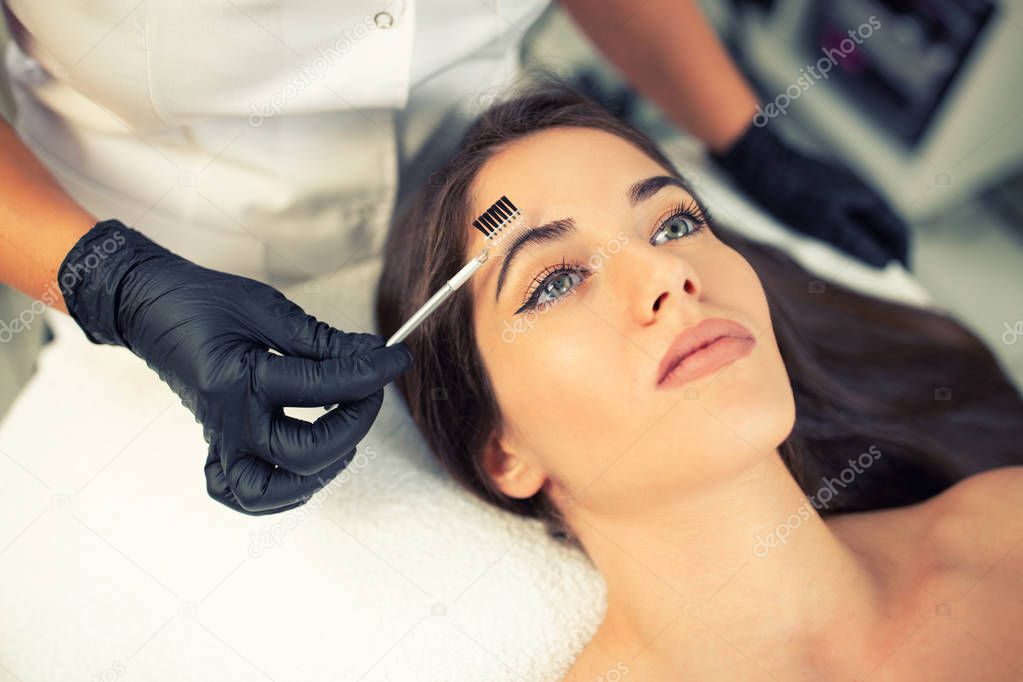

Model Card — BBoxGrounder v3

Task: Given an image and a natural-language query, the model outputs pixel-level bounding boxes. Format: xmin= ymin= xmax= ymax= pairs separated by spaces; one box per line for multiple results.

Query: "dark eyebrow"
xmin=495 ymin=218 xmax=576 ymax=303
xmin=493 ymin=175 xmax=690 ymax=303
xmin=629 ymin=175 xmax=689 ymax=205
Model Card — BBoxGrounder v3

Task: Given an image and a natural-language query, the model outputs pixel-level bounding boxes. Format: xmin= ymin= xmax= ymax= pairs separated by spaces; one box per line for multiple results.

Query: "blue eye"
xmin=650 ymin=203 xmax=707 ymax=245
xmin=515 ymin=259 xmax=586 ymax=314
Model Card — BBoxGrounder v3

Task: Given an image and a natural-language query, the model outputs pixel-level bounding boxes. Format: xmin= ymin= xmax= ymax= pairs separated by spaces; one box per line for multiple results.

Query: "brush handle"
xmin=385 ymin=251 xmax=486 ymax=346
xmin=322 ymin=251 xmax=487 ymax=411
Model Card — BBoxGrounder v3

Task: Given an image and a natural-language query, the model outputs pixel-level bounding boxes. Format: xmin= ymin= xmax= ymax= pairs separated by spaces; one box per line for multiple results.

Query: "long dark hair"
xmin=376 ymin=77 xmax=1023 ymax=549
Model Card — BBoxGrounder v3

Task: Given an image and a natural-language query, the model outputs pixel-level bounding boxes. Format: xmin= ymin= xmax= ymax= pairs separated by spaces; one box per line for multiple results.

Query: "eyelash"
xmin=514 ymin=199 xmax=709 ymax=315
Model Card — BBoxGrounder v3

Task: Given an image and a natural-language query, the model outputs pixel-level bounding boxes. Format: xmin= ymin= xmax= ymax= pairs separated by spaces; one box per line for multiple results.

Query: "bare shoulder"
xmin=833 ymin=466 xmax=1023 ymax=579
xmin=932 ymin=466 xmax=1023 ymax=527
xmin=923 ymin=465 xmax=1023 ymax=567
xmin=932 ymin=465 xmax=1023 ymax=514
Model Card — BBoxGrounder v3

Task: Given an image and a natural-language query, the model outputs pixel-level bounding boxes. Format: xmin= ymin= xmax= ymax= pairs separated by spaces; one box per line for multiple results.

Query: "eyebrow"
xmin=493 ymin=175 xmax=689 ymax=303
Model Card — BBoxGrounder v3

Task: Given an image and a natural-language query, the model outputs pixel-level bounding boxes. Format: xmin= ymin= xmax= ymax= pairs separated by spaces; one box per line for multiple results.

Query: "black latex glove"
xmin=712 ymin=123 xmax=910 ymax=268
xmin=59 ymin=219 xmax=413 ymax=515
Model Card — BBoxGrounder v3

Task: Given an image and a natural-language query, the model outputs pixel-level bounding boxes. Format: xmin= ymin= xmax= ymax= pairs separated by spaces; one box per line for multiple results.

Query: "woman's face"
xmin=465 ymin=127 xmax=795 ymax=519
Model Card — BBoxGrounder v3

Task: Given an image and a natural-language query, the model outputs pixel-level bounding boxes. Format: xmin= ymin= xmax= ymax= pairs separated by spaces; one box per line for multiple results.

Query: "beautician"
xmin=0 ymin=0 xmax=908 ymax=515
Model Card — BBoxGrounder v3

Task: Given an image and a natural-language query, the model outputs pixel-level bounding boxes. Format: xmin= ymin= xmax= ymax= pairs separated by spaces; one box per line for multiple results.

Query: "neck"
xmin=570 ymin=450 xmax=888 ymax=677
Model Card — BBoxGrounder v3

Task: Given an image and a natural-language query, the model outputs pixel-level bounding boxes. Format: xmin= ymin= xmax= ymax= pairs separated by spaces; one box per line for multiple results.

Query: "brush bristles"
xmin=472 ymin=195 xmax=519 ymax=239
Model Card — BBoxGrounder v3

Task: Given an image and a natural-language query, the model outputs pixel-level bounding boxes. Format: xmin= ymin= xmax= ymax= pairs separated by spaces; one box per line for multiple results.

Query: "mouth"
xmin=655 ymin=318 xmax=756 ymax=389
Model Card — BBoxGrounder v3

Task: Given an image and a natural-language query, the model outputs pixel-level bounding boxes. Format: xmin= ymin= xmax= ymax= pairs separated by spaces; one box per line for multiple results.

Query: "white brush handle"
xmin=385 ymin=250 xmax=487 ymax=346
xmin=322 ymin=251 xmax=487 ymax=411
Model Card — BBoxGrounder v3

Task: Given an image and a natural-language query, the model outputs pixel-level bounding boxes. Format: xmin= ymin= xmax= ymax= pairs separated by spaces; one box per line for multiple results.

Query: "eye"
xmin=516 ymin=258 xmax=588 ymax=315
xmin=650 ymin=201 xmax=707 ymax=245
xmin=514 ymin=200 xmax=709 ymax=316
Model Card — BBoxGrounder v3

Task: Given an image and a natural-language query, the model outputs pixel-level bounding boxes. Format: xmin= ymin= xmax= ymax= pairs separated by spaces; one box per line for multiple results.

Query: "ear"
xmin=480 ymin=432 xmax=547 ymax=500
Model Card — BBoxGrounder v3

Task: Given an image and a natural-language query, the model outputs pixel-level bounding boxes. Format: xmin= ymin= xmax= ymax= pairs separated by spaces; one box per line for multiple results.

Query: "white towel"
xmin=0 ymin=141 xmax=930 ymax=682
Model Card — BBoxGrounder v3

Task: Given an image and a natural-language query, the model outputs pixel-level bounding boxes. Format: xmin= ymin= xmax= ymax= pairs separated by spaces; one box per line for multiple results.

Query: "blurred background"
xmin=0 ymin=15 xmax=46 ymax=421
xmin=2 ymin=0 xmax=1022 ymax=420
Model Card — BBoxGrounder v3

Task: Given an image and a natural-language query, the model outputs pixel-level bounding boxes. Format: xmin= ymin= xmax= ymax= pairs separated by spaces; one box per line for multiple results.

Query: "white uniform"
xmin=2 ymin=0 xmax=549 ymax=284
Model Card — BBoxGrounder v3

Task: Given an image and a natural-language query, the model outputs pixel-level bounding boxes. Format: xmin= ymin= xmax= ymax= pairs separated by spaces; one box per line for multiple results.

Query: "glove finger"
xmin=267 ymin=389 xmax=384 ymax=474
xmin=203 ymin=446 xmax=306 ymax=516
xmin=256 ymin=345 xmax=412 ymax=407
xmin=224 ymin=446 xmax=359 ymax=513
xmin=870 ymin=212 xmax=910 ymax=266
xmin=830 ymin=219 xmax=892 ymax=268
xmin=273 ymin=300 xmax=385 ymax=360
xmin=846 ymin=204 xmax=910 ymax=265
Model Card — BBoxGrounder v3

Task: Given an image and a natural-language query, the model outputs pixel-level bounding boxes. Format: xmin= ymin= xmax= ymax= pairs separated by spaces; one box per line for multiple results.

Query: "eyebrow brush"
xmin=384 ymin=195 xmax=526 ymax=346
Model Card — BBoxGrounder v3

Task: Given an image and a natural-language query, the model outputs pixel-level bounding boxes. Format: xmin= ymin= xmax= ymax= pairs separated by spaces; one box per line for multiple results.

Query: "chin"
xmin=700 ymin=353 xmax=796 ymax=455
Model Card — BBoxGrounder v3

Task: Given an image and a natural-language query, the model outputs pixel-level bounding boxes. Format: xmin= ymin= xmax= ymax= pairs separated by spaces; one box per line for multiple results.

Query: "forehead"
xmin=466 ymin=127 xmax=667 ymax=250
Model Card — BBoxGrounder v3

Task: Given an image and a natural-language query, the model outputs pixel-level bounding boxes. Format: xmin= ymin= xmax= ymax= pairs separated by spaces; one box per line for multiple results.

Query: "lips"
xmin=655 ymin=318 xmax=756 ymax=388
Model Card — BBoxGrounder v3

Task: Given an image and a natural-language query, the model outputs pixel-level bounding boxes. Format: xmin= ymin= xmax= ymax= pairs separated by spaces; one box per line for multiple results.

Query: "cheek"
xmin=703 ymin=243 xmax=773 ymax=331
xmin=478 ymin=310 xmax=650 ymax=484
xmin=702 ymin=248 xmax=795 ymax=445
xmin=483 ymin=317 xmax=602 ymax=442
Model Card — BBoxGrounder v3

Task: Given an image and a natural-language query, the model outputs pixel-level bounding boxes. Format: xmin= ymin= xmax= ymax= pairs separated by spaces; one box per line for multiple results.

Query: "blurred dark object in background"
xmin=724 ymin=0 xmax=1020 ymax=222
xmin=809 ymin=0 xmax=995 ymax=146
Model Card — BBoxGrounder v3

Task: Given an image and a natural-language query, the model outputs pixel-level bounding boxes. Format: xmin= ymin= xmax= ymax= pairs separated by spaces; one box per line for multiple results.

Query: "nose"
xmin=617 ymin=246 xmax=703 ymax=326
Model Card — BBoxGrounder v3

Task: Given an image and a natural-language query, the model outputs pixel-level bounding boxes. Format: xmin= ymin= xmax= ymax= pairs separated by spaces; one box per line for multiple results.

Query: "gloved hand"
xmin=58 ymin=219 xmax=413 ymax=515
xmin=712 ymin=122 xmax=910 ymax=268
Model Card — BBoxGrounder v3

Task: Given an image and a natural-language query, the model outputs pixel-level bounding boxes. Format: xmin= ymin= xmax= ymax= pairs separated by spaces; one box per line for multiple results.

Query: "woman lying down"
xmin=376 ymin=78 xmax=1023 ymax=681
